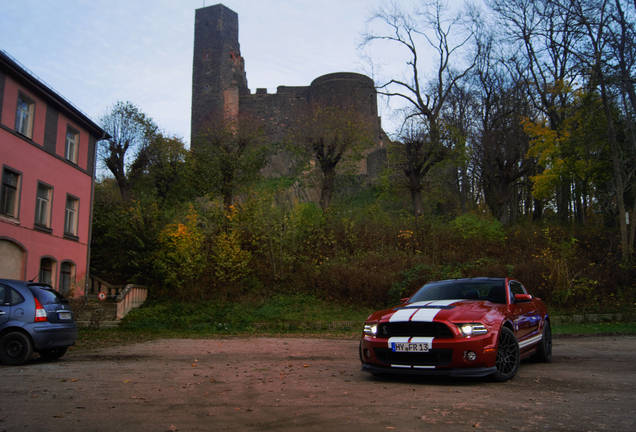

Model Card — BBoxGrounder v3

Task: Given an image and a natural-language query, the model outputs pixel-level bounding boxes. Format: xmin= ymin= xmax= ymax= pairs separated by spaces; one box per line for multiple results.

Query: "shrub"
xmin=450 ymin=213 xmax=505 ymax=244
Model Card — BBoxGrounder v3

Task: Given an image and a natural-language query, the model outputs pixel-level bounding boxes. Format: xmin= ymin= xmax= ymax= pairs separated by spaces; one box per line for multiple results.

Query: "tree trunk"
xmin=319 ymin=168 xmax=336 ymax=211
xmin=599 ymin=81 xmax=631 ymax=262
xmin=410 ymin=188 xmax=424 ymax=217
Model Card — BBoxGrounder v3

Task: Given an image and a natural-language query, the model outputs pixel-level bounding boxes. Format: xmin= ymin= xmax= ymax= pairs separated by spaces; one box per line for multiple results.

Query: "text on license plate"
xmin=58 ymin=312 xmax=72 ymax=320
xmin=391 ymin=342 xmax=429 ymax=352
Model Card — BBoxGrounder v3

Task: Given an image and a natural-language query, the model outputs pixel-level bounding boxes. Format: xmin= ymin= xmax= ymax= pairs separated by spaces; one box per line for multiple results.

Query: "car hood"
xmin=370 ymin=299 xmax=504 ymax=324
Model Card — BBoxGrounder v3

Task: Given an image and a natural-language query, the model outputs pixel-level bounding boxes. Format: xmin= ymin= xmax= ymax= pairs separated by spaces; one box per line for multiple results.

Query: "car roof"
xmin=0 ymin=279 xmax=53 ymax=290
xmin=428 ymin=277 xmax=506 ymax=284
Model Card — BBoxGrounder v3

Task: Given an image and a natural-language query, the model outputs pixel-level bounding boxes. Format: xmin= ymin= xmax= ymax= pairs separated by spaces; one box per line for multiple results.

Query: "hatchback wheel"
xmin=492 ymin=327 xmax=519 ymax=381
xmin=0 ymin=331 xmax=33 ymax=365
xmin=39 ymin=347 xmax=68 ymax=361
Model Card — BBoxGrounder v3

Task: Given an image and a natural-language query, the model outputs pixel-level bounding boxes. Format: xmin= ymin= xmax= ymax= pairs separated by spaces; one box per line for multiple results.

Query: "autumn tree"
xmin=99 ymin=101 xmax=158 ymax=201
xmin=490 ymin=0 xmax=581 ymax=222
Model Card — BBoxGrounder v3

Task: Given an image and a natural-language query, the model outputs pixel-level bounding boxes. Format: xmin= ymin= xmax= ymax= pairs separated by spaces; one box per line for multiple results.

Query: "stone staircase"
xmin=71 ymin=297 xmax=119 ymax=328
xmin=71 ymin=276 xmax=148 ymax=328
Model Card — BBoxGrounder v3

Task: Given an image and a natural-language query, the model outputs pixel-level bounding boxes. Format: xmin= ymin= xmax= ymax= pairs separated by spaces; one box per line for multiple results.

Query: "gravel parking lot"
xmin=1 ymin=336 xmax=634 ymax=431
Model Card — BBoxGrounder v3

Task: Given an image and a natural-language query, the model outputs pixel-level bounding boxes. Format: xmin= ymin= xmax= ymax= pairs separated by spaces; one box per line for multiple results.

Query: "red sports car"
xmin=360 ymin=278 xmax=551 ymax=381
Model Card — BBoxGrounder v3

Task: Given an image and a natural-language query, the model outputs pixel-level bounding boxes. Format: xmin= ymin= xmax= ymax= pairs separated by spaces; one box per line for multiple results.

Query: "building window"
xmin=65 ymin=126 xmax=79 ymax=163
xmin=39 ymin=257 xmax=56 ymax=286
xmin=59 ymin=261 xmax=75 ymax=296
xmin=15 ymin=93 xmax=35 ymax=138
xmin=64 ymin=195 xmax=79 ymax=237
xmin=34 ymin=183 xmax=52 ymax=228
xmin=1 ymin=168 xmax=21 ymax=218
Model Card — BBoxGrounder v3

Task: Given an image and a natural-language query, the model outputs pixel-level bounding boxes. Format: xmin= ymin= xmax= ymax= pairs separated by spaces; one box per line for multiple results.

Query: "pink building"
xmin=0 ymin=51 xmax=107 ymax=296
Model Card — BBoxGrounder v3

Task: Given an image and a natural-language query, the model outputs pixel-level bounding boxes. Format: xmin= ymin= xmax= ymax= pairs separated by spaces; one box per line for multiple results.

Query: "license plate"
xmin=391 ymin=342 xmax=429 ymax=352
xmin=58 ymin=312 xmax=72 ymax=320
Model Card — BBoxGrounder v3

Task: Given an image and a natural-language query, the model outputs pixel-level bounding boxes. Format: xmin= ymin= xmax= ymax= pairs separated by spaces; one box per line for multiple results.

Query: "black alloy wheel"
xmin=0 ymin=331 xmax=33 ymax=365
xmin=533 ymin=321 xmax=552 ymax=362
xmin=492 ymin=326 xmax=520 ymax=381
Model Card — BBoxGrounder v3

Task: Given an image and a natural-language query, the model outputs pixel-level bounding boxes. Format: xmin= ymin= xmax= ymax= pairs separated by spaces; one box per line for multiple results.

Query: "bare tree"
xmin=490 ymin=0 xmax=581 ymax=221
xmin=363 ymin=0 xmax=479 ymax=215
xmin=299 ymin=105 xmax=374 ymax=211
xmin=563 ymin=0 xmax=635 ymax=260
xmin=460 ymin=27 xmax=540 ymax=224
xmin=191 ymin=115 xmax=267 ymax=211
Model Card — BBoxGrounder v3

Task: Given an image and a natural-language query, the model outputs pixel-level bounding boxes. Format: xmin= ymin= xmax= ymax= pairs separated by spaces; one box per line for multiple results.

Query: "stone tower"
xmin=191 ymin=3 xmax=248 ymax=144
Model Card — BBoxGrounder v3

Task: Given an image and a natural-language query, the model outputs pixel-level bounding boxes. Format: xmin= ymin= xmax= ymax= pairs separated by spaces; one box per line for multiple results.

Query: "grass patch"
xmin=71 ymin=294 xmax=635 ymax=352
xmin=553 ymin=321 xmax=636 ymax=336
xmin=119 ymin=293 xmax=372 ymax=335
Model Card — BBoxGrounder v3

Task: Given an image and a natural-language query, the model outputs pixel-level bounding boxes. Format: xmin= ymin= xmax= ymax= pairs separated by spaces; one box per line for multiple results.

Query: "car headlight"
xmin=363 ymin=323 xmax=378 ymax=336
xmin=457 ymin=323 xmax=488 ymax=337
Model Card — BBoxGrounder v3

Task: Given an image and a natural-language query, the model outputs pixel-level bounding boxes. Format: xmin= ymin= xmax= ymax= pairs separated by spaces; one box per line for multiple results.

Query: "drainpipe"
xmin=84 ymin=130 xmax=108 ymax=299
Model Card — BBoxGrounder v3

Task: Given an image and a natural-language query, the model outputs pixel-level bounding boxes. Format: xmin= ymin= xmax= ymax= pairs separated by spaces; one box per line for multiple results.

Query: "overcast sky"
xmin=0 ymin=0 xmax=431 ymax=145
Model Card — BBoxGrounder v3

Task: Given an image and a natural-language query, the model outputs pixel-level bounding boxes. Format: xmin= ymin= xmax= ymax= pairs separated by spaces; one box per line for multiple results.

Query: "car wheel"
xmin=533 ymin=321 xmax=552 ymax=363
xmin=0 ymin=331 xmax=33 ymax=365
xmin=39 ymin=347 xmax=68 ymax=361
xmin=492 ymin=327 xmax=520 ymax=381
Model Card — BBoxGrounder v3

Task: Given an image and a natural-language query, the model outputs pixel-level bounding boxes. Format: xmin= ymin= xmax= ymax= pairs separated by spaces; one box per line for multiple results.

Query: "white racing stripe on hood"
xmin=410 ymin=308 xmax=441 ymax=322
xmin=389 ymin=308 xmax=418 ymax=322
xmin=425 ymin=299 xmax=463 ymax=307
xmin=407 ymin=301 xmax=435 ymax=307
xmin=389 ymin=300 xmax=462 ymax=323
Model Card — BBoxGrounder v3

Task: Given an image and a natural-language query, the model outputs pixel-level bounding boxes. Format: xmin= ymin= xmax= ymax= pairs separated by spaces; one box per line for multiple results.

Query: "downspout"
xmin=84 ymin=130 xmax=106 ymax=298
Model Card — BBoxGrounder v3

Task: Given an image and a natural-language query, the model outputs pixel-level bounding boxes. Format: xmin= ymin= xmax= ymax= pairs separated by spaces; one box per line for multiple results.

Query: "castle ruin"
xmin=191 ymin=3 xmax=386 ymax=178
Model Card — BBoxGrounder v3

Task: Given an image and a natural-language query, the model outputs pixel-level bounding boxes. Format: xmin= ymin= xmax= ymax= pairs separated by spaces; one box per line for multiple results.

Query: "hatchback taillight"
xmin=34 ymin=297 xmax=47 ymax=322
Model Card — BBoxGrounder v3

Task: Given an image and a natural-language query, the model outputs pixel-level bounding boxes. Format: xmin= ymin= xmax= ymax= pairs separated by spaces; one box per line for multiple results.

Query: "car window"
xmin=10 ymin=288 xmax=25 ymax=305
xmin=28 ymin=286 xmax=67 ymax=305
xmin=409 ymin=280 xmax=507 ymax=303
xmin=509 ymin=281 xmax=526 ymax=296
xmin=0 ymin=284 xmax=7 ymax=305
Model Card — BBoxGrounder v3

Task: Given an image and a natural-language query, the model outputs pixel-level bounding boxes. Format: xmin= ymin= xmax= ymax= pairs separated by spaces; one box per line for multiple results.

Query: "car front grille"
xmin=378 ymin=322 xmax=454 ymax=338
xmin=373 ymin=348 xmax=453 ymax=366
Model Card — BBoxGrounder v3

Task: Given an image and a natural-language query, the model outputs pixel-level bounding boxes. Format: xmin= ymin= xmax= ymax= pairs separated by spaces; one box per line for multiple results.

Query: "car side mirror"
xmin=514 ymin=294 xmax=532 ymax=303
xmin=400 ymin=297 xmax=410 ymax=304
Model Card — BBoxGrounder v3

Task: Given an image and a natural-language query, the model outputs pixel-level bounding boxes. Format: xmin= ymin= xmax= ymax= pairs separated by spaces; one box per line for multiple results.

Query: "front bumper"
xmin=362 ymin=363 xmax=497 ymax=377
xmin=360 ymin=332 xmax=498 ymax=376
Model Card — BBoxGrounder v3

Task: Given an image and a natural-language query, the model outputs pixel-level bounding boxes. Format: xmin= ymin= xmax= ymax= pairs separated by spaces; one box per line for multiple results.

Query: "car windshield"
xmin=28 ymin=285 xmax=67 ymax=305
xmin=409 ymin=280 xmax=507 ymax=304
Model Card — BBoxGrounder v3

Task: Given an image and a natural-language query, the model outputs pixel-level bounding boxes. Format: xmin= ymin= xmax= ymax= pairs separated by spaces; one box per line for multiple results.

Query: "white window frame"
xmin=1 ymin=167 xmax=21 ymax=219
xmin=64 ymin=195 xmax=79 ymax=237
xmin=35 ymin=182 xmax=53 ymax=228
xmin=59 ymin=261 xmax=75 ymax=295
xmin=39 ymin=257 xmax=56 ymax=286
xmin=15 ymin=93 xmax=35 ymax=138
xmin=65 ymin=126 xmax=79 ymax=163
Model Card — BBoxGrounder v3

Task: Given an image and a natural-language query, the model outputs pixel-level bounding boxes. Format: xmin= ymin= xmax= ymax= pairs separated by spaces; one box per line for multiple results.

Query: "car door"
xmin=509 ymin=281 xmax=540 ymax=342
xmin=0 ymin=284 xmax=10 ymax=326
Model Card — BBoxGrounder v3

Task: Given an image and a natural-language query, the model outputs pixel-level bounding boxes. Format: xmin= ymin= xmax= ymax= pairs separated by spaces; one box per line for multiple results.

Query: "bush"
xmin=450 ymin=213 xmax=505 ymax=244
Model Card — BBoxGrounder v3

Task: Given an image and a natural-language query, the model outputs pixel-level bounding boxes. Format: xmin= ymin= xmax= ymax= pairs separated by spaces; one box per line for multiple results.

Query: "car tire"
xmin=533 ymin=321 xmax=552 ymax=363
xmin=0 ymin=331 xmax=33 ymax=365
xmin=39 ymin=347 xmax=68 ymax=362
xmin=492 ymin=326 xmax=520 ymax=382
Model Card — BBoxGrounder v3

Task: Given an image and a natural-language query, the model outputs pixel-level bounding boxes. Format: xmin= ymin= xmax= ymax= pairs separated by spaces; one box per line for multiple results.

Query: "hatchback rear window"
xmin=28 ymin=286 xmax=67 ymax=305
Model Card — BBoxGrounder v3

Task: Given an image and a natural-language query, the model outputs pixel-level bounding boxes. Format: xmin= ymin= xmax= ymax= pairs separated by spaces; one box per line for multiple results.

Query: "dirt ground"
xmin=1 ymin=336 xmax=634 ymax=432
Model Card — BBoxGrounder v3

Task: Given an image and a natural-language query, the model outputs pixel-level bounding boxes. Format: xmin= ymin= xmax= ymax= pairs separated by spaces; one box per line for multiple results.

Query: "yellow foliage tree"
xmin=154 ymin=206 xmax=206 ymax=299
